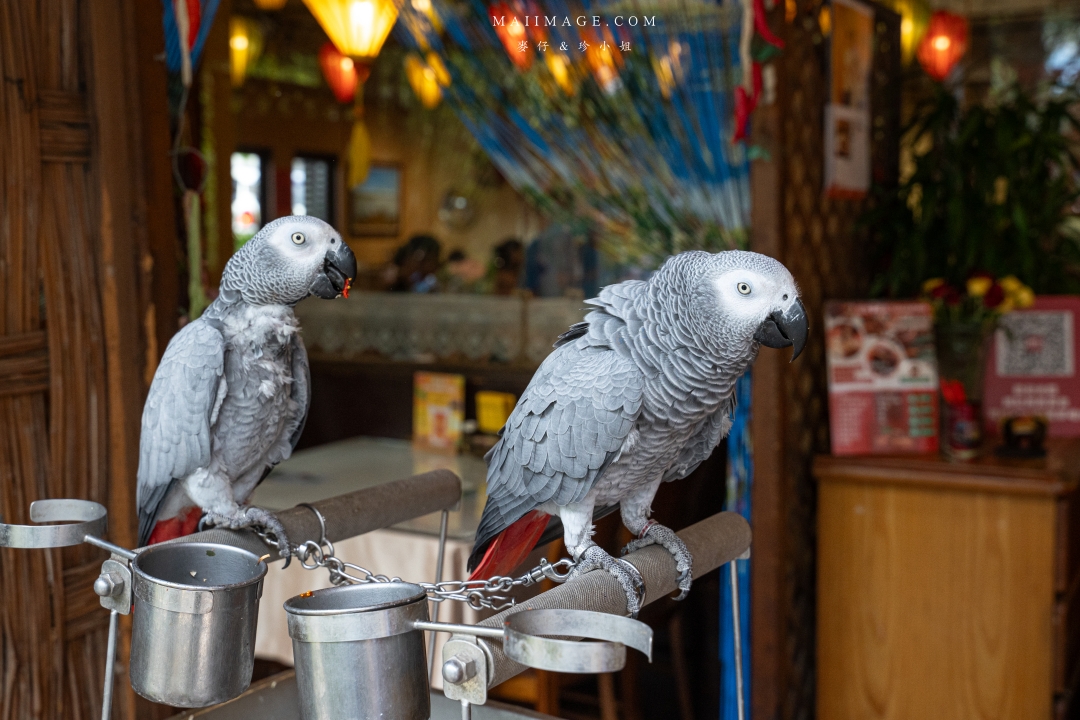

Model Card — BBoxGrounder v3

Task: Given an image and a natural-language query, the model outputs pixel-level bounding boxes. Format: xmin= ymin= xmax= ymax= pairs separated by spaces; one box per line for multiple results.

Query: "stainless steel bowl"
xmin=285 ymin=582 xmax=431 ymax=720
xmin=130 ymin=542 xmax=267 ymax=707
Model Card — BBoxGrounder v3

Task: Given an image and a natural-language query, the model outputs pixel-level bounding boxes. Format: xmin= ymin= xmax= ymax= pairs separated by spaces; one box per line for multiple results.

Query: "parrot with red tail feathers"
xmin=136 ymin=216 xmax=356 ymax=552
xmin=468 ymin=250 xmax=807 ymax=615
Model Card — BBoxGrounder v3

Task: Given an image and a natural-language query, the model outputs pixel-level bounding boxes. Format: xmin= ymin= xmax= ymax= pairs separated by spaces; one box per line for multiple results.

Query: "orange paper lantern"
xmin=489 ymin=2 xmax=531 ymax=69
xmin=318 ymin=41 xmax=360 ymax=102
xmin=917 ymin=10 xmax=968 ymax=81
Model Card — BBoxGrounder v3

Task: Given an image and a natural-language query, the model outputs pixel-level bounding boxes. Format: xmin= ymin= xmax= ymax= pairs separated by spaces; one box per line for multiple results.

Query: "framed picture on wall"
xmin=349 ymin=164 xmax=401 ymax=236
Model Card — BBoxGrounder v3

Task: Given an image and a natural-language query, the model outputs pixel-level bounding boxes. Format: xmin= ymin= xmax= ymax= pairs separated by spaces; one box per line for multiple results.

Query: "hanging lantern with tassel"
xmin=917 ymin=10 xmax=968 ymax=81
xmin=229 ymin=16 xmax=264 ymax=87
xmin=318 ymin=42 xmax=359 ymax=103
xmin=302 ymin=0 xmax=400 ymax=186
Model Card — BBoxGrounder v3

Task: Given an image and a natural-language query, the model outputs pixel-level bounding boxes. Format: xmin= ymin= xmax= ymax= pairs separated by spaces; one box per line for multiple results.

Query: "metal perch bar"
xmin=159 ymin=469 xmax=463 ymax=557
xmin=476 ymin=510 xmax=752 ymax=688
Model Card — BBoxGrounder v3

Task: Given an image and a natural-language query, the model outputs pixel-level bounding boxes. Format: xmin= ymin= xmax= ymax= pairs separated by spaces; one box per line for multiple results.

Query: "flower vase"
xmin=935 ymin=322 xmax=991 ymax=460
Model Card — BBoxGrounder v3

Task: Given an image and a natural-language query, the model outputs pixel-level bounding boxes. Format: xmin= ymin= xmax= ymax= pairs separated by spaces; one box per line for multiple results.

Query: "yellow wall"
xmin=220 ymin=76 xmax=544 ymax=271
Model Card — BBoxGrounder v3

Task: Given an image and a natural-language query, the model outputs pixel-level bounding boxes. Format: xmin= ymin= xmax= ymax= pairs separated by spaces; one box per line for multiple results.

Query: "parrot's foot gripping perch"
xmin=203 ymin=506 xmax=292 ymax=566
xmin=622 ymin=521 xmax=693 ymax=601
xmin=568 ymin=544 xmax=647 ymax=617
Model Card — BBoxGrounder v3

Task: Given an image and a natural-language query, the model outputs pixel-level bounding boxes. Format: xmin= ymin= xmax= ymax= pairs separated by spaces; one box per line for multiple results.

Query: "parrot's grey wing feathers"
xmin=661 ymin=407 xmax=733 ymax=483
xmin=136 ymin=321 xmax=227 ymax=546
xmin=285 ymin=337 xmax=311 ymax=452
xmin=554 ymin=321 xmax=589 ymax=348
xmin=471 ymin=338 xmax=645 ymax=567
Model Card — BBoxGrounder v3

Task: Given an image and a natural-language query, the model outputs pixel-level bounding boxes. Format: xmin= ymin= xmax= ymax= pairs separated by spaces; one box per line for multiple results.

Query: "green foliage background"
xmin=866 ymin=84 xmax=1080 ymax=297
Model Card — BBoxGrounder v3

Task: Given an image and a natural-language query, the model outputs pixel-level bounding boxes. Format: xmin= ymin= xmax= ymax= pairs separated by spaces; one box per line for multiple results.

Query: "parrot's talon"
xmin=569 ymin=544 xmax=646 ymax=617
xmin=622 ymin=522 xmax=693 ymax=602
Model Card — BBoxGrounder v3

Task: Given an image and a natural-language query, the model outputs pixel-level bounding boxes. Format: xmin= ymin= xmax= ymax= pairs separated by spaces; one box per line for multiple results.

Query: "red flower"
xmin=930 ymin=283 xmax=954 ymax=299
xmin=983 ymin=283 xmax=1005 ymax=308
xmin=942 ymin=286 xmax=962 ymax=306
xmin=941 ymin=379 xmax=967 ymax=405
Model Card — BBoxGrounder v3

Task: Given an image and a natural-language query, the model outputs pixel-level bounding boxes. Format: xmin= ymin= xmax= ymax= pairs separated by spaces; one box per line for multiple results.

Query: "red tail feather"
xmin=469 ymin=511 xmax=550 ymax=580
xmin=147 ymin=506 xmax=202 ymax=546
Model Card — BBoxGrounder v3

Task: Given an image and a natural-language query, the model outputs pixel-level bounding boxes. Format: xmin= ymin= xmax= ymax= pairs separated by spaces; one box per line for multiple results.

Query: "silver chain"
xmin=252 ymin=510 xmax=575 ymax=612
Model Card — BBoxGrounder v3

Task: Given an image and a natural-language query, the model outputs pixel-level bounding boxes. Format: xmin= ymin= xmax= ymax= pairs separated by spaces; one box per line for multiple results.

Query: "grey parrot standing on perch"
xmin=136 ymin=216 xmax=356 ymax=553
xmin=468 ymin=250 xmax=807 ymax=615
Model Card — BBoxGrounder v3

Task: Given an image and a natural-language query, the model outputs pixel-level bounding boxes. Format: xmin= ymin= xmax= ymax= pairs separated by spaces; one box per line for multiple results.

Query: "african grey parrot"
xmin=468 ymin=250 xmax=807 ymax=615
xmin=136 ymin=216 xmax=356 ymax=552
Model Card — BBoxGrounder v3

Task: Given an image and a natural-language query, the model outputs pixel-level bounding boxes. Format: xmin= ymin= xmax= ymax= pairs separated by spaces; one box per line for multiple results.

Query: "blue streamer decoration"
xmin=394 ymin=0 xmax=751 ymax=257
xmin=721 ymin=370 xmax=752 ymax=720
xmin=162 ymin=0 xmax=221 ymax=74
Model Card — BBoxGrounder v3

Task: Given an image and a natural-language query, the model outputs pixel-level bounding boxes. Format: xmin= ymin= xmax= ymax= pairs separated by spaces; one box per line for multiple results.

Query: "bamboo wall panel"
xmin=749 ymin=2 xmax=901 ymax=717
xmin=0 ymin=0 xmax=151 ymax=717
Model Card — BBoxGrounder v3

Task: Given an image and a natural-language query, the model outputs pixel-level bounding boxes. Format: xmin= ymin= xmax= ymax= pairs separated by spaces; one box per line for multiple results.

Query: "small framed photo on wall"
xmin=349 ymin=163 xmax=401 ymax=237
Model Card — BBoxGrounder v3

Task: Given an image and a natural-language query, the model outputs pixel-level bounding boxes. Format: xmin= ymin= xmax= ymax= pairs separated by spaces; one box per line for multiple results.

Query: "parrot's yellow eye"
xmin=737 ymin=282 xmax=752 ymax=295
xmin=291 ymin=232 xmax=306 ymax=245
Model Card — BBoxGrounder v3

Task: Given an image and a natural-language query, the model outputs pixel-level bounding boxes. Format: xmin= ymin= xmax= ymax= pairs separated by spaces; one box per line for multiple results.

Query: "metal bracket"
xmin=0 ymin=499 xmax=107 ymax=549
xmin=95 ymin=557 xmax=133 ymax=615
xmin=441 ymin=634 xmax=492 ymax=706
xmin=502 ymin=609 xmax=653 ymax=674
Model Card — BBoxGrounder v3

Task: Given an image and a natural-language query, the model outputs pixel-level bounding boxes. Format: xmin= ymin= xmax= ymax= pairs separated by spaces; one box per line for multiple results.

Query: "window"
xmin=291 ymin=156 xmax=334 ymax=223
xmin=231 ymin=151 xmax=264 ymax=248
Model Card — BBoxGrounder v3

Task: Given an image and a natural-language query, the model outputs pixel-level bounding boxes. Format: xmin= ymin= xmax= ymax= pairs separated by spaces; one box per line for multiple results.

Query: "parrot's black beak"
xmin=755 ymin=298 xmax=809 ymax=361
xmin=310 ymin=240 xmax=357 ymax=299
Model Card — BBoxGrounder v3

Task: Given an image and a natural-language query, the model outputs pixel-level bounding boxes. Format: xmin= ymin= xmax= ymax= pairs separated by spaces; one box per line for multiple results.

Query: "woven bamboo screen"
xmin=750 ymin=1 xmax=900 ymax=716
xmin=0 ymin=0 xmax=153 ymax=717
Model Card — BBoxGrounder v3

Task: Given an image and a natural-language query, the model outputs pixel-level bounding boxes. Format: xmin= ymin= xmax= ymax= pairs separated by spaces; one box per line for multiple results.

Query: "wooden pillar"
xmin=0 ymin=0 xmax=154 ymax=716
xmin=747 ymin=2 xmax=901 ymax=717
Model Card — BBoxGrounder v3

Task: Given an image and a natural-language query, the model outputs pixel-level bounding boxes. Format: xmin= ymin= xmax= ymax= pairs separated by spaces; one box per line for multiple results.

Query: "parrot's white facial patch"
xmin=265 ymin=222 xmax=333 ymax=264
xmin=713 ymin=270 xmax=795 ymax=322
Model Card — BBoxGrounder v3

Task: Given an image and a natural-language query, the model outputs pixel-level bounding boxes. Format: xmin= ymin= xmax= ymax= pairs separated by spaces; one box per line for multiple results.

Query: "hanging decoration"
xmin=229 ymin=16 xmax=265 ymax=87
xmin=162 ymin=0 xmax=221 ymax=87
xmin=488 ymin=2 xmax=532 ymax=69
xmin=396 ymin=0 xmax=763 ymax=264
xmin=303 ymin=0 xmax=401 ymax=187
xmin=405 ymin=53 xmax=444 ymax=108
xmin=319 ymin=41 xmax=360 ymax=102
xmin=733 ymin=0 xmax=784 ymax=141
xmin=253 ymin=0 xmax=289 ymax=9
xmin=410 ymin=0 xmax=443 ymax=37
xmin=303 ymin=0 xmax=400 ymax=62
xmin=917 ymin=10 xmax=968 ymax=81
xmin=881 ymin=0 xmax=930 ymax=65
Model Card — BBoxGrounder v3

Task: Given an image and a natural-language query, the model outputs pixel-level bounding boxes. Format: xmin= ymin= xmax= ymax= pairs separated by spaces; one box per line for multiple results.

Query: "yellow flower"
xmin=966 ymin=276 xmax=993 ymax=298
xmin=1014 ymin=286 xmax=1035 ymax=308
xmin=998 ymin=298 xmax=1015 ymax=313
xmin=922 ymin=278 xmax=945 ymax=294
xmin=1000 ymin=275 xmax=1023 ymax=294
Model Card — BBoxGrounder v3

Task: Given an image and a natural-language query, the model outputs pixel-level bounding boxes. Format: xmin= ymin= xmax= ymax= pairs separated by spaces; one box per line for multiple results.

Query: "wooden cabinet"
xmin=814 ymin=442 xmax=1080 ymax=720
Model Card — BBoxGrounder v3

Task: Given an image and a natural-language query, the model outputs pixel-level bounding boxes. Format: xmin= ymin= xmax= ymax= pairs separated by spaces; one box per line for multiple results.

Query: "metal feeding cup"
xmin=130 ymin=542 xmax=268 ymax=707
xmin=285 ymin=582 xmax=432 ymax=720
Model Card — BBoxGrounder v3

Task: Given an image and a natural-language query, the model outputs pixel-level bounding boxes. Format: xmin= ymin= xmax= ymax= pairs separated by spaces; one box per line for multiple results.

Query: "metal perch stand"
xmin=1 ymin=470 xmax=752 ymax=720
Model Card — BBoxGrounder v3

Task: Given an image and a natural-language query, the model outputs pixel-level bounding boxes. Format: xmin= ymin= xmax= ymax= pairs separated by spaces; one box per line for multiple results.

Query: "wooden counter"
xmin=814 ymin=441 xmax=1080 ymax=720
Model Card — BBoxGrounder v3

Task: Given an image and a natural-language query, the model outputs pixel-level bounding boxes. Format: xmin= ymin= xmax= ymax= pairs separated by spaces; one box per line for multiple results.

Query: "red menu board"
xmin=825 ymin=301 xmax=940 ymax=455
xmin=984 ymin=296 xmax=1080 ymax=438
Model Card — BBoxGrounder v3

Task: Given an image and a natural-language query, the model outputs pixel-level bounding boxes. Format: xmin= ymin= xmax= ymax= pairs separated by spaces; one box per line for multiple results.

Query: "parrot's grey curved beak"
xmin=310 ymin=240 xmax=357 ymax=299
xmin=755 ymin=298 xmax=809 ymax=361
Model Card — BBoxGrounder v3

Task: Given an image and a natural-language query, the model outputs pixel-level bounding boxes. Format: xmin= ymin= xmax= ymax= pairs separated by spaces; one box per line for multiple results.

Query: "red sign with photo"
xmin=825 ymin=301 xmax=940 ymax=455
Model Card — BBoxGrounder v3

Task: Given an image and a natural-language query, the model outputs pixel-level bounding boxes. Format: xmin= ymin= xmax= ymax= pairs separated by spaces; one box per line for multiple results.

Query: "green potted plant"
xmin=865 ymin=82 xmax=1078 ymax=458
